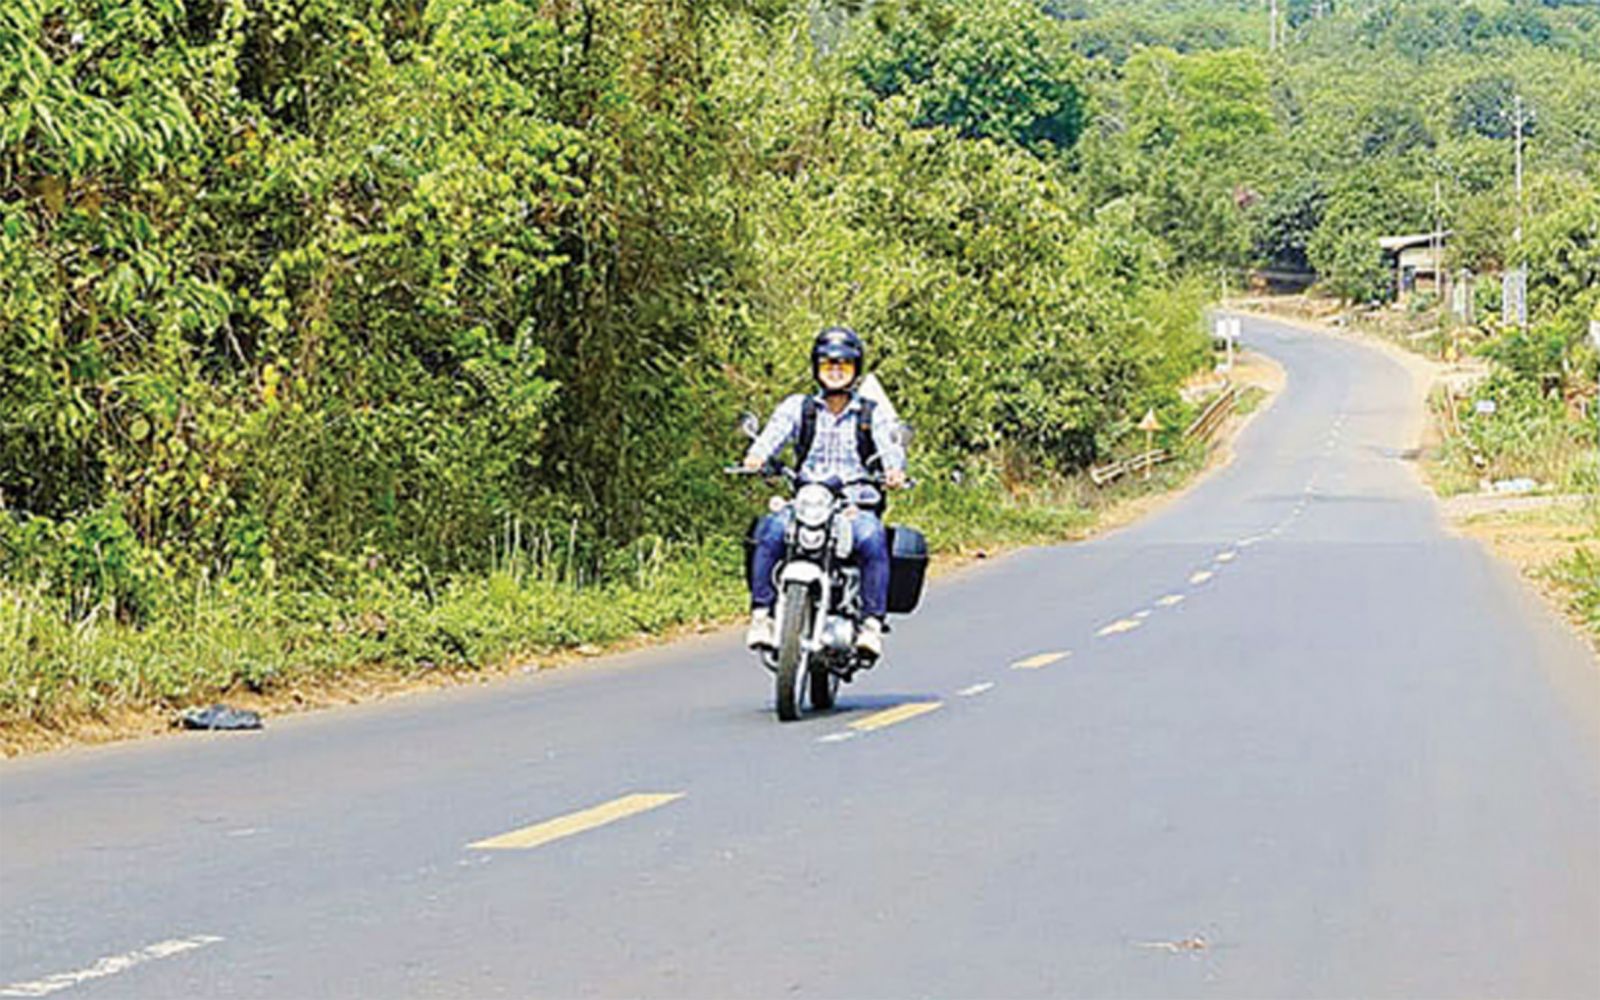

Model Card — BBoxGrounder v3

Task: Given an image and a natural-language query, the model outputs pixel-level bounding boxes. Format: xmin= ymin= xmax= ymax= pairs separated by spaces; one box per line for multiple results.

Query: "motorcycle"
xmin=726 ymin=417 xmax=928 ymax=722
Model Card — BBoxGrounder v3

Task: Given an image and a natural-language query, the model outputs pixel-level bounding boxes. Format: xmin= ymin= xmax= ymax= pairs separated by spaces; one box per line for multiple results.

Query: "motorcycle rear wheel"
xmin=775 ymin=581 xmax=814 ymax=722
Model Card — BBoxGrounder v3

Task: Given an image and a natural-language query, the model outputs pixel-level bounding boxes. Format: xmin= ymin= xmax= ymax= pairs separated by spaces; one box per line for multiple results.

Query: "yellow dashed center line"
xmin=1156 ymin=594 xmax=1185 ymax=606
xmin=1097 ymin=618 xmax=1143 ymax=637
xmin=1189 ymin=570 xmax=1214 ymax=584
xmin=470 ymin=792 xmax=684 ymax=850
xmin=1215 ymin=551 xmax=1237 ymax=562
xmin=1011 ymin=651 xmax=1068 ymax=670
xmin=849 ymin=701 xmax=943 ymax=732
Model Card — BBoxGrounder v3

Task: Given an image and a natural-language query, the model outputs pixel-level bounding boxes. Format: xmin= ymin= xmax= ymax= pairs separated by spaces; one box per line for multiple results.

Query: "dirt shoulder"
xmin=1442 ymin=497 xmax=1599 ymax=656
xmin=2 ymin=359 xmax=1287 ymax=758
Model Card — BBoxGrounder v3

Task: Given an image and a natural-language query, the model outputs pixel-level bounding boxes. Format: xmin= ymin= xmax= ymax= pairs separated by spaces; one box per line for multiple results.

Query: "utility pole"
xmin=1435 ymin=177 xmax=1451 ymax=357
xmin=1511 ymin=94 xmax=1529 ymax=331
xmin=1440 ymin=178 xmax=1452 ymax=296
xmin=1512 ymin=94 xmax=1526 ymax=246
xmin=1269 ymin=0 xmax=1279 ymax=51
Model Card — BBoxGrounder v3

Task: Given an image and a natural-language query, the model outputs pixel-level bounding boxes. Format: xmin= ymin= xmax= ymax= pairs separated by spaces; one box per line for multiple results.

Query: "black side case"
xmin=742 ymin=517 xmax=760 ymax=589
xmin=886 ymin=525 xmax=928 ymax=614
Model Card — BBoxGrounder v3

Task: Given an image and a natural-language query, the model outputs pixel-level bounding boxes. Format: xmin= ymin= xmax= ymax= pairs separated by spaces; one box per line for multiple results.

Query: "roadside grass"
xmin=1427 ymin=383 xmax=1598 ymax=497
xmin=1233 ymin=385 xmax=1268 ymax=417
xmin=1 ymin=419 xmax=1232 ymax=749
xmin=1546 ymin=547 xmax=1600 ymax=637
xmin=1 ymin=448 xmax=1219 ymax=745
xmin=1 ymin=542 xmax=747 ymax=732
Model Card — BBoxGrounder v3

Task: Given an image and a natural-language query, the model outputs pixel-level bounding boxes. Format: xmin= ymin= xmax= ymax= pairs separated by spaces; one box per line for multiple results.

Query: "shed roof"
xmin=1378 ymin=231 xmax=1451 ymax=251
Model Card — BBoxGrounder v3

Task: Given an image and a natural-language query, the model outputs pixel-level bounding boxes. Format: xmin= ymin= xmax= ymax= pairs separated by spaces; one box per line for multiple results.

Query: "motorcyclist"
xmin=741 ymin=326 xmax=908 ymax=658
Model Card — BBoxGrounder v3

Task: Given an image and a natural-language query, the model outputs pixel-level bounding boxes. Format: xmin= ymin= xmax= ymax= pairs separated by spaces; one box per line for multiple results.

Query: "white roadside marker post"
xmin=1137 ymin=408 xmax=1162 ymax=481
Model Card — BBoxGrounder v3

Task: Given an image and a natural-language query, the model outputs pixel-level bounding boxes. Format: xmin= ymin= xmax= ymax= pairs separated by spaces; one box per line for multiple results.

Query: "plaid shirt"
xmin=745 ymin=391 xmax=907 ymax=505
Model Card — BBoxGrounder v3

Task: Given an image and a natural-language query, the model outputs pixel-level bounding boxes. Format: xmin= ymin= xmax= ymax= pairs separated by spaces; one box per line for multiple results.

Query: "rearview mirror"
xmin=893 ymin=422 xmax=914 ymax=447
xmin=738 ymin=412 xmax=761 ymax=440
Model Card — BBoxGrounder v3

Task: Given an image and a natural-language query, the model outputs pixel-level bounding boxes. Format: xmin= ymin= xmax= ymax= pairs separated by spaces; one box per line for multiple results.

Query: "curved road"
xmin=3 ymin=315 xmax=1598 ymax=999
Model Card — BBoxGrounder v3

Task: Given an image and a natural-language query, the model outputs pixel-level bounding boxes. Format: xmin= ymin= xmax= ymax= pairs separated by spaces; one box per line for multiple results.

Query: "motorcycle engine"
xmin=820 ymin=615 xmax=856 ymax=655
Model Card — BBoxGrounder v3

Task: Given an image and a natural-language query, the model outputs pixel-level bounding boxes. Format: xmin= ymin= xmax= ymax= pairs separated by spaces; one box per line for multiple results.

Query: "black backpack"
xmin=795 ymin=395 xmax=881 ymax=472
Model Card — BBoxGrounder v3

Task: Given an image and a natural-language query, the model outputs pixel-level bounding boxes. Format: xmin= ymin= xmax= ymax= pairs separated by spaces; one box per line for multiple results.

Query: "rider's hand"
xmin=885 ymin=468 xmax=908 ymax=490
xmin=743 ymin=454 xmax=764 ymax=471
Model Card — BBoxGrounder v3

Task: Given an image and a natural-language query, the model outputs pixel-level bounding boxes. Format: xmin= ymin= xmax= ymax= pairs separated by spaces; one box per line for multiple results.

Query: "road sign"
xmin=1502 ymin=268 xmax=1526 ymax=327
xmin=1452 ymin=271 xmax=1472 ymax=321
xmin=1137 ymin=409 xmax=1161 ymax=432
xmin=1589 ymin=319 xmax=1599 ymax=352
xmin=1214 ymin=316 xmax=1240 ymax=372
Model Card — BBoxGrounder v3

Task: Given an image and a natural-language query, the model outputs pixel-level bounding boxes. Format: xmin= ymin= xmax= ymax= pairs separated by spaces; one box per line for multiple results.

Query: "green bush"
xmin=1457 ymin=372 xmax=1597 ymax=490
xmin=1545 ymin=544 xmax=1600 ymax=638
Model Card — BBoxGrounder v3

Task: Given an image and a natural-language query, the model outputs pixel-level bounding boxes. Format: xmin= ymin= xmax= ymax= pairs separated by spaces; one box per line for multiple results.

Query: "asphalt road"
xmin=3 ymin=315 xmax=1598 ymax=999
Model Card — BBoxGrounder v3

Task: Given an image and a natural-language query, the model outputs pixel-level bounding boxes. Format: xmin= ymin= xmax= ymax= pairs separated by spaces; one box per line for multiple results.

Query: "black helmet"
xmin=811 ymin=326 xmax=865 ymax=392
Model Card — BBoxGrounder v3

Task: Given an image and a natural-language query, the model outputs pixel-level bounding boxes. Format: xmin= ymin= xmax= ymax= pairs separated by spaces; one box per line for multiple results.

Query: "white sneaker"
xmin=745 ymin=609 xmax=775 ymax=650
xmin=856 ymin=617 xmax=885 ymax=659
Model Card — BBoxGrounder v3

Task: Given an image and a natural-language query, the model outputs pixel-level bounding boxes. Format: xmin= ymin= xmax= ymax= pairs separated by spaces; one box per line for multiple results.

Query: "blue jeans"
xmin=750 ymin=509 xmax=890 ymax=620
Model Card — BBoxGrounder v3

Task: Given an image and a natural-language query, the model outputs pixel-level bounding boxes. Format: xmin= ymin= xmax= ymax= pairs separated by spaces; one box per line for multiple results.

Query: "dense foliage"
xmin=4 ymin=0 xmax=1597 ymax=724
xmin=1 ymin=0 xmax=1210 ymax=721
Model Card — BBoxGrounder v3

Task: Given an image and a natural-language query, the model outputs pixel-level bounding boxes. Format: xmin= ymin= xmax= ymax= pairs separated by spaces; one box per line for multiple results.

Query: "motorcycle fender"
xmin=777 ymin=562 xmax=826 ymax=590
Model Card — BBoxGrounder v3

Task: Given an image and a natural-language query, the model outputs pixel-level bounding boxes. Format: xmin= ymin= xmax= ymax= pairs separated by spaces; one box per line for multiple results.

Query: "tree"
xmin=848 ymin=0 xmax=1088 ymax=155
xmin=1308 ymin=163 xmax=1427 ymax=302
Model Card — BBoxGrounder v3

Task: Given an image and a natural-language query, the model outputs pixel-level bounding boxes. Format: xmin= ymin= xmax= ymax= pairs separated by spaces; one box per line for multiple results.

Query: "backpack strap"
xmin=796 ymin=395 xmax=819 ymax=467
xmin=796 ymin=395 xmax=881 ymax=472
xmin=856 ymin=397 xmax=880 ymax=471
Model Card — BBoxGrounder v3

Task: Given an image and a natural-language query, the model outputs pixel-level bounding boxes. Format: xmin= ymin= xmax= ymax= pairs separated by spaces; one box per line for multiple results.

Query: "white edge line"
xmin=1 ymin=936 xmax=224 ymax=998
xmin=817 ymin=732 xmax=858 ymax=744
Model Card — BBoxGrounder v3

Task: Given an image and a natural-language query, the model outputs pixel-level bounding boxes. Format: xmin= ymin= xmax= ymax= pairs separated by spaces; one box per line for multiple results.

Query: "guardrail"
xmin=1184 ymin=382 xmax=1239 ymax=441
xmin=1089 ymin=382 xmax=1239 ymax=488
xmin=1088 ymin=448 xmax=1170 ymax=487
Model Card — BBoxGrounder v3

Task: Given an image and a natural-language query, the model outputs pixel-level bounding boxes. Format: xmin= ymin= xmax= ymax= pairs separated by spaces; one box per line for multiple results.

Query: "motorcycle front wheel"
xmin=775 ymin=580 xmax=814 ymax=722
xmin=809 ymin=653 xmax=839 ymax=711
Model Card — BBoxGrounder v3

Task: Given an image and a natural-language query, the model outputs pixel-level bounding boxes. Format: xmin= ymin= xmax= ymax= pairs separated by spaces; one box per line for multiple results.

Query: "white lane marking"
xmin=1189 ymin=570 xmax=1214 ymax=585
xmin=1155 ymin=594 xmax=1185 ymax=607
xmin=957 ymin=682 xmax=995 ymax=697
xmin=1237 ymin=535 xmax=1264 ymax=548
xmin=1214 ymin=551 xmax=1237 ymax=563
xmin=1133 ymin=610 xmax=1152 ymax=619
xmin=1097 ymin=618 xmax=1143 ymax=637
xmin=0 ymin=936 xmax=224 ymax=997
xmin=818 ymin=731 xmax=858 ymax=744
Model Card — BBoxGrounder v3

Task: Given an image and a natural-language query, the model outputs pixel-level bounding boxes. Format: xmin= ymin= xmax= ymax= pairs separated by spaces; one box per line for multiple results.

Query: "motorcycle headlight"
xmin=793 ymin=484 xmax=833 ymax=527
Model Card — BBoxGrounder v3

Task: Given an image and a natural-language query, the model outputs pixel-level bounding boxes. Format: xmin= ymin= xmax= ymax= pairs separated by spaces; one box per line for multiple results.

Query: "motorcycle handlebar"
xmin=723 ymin=466 xmax=915 ymax=490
